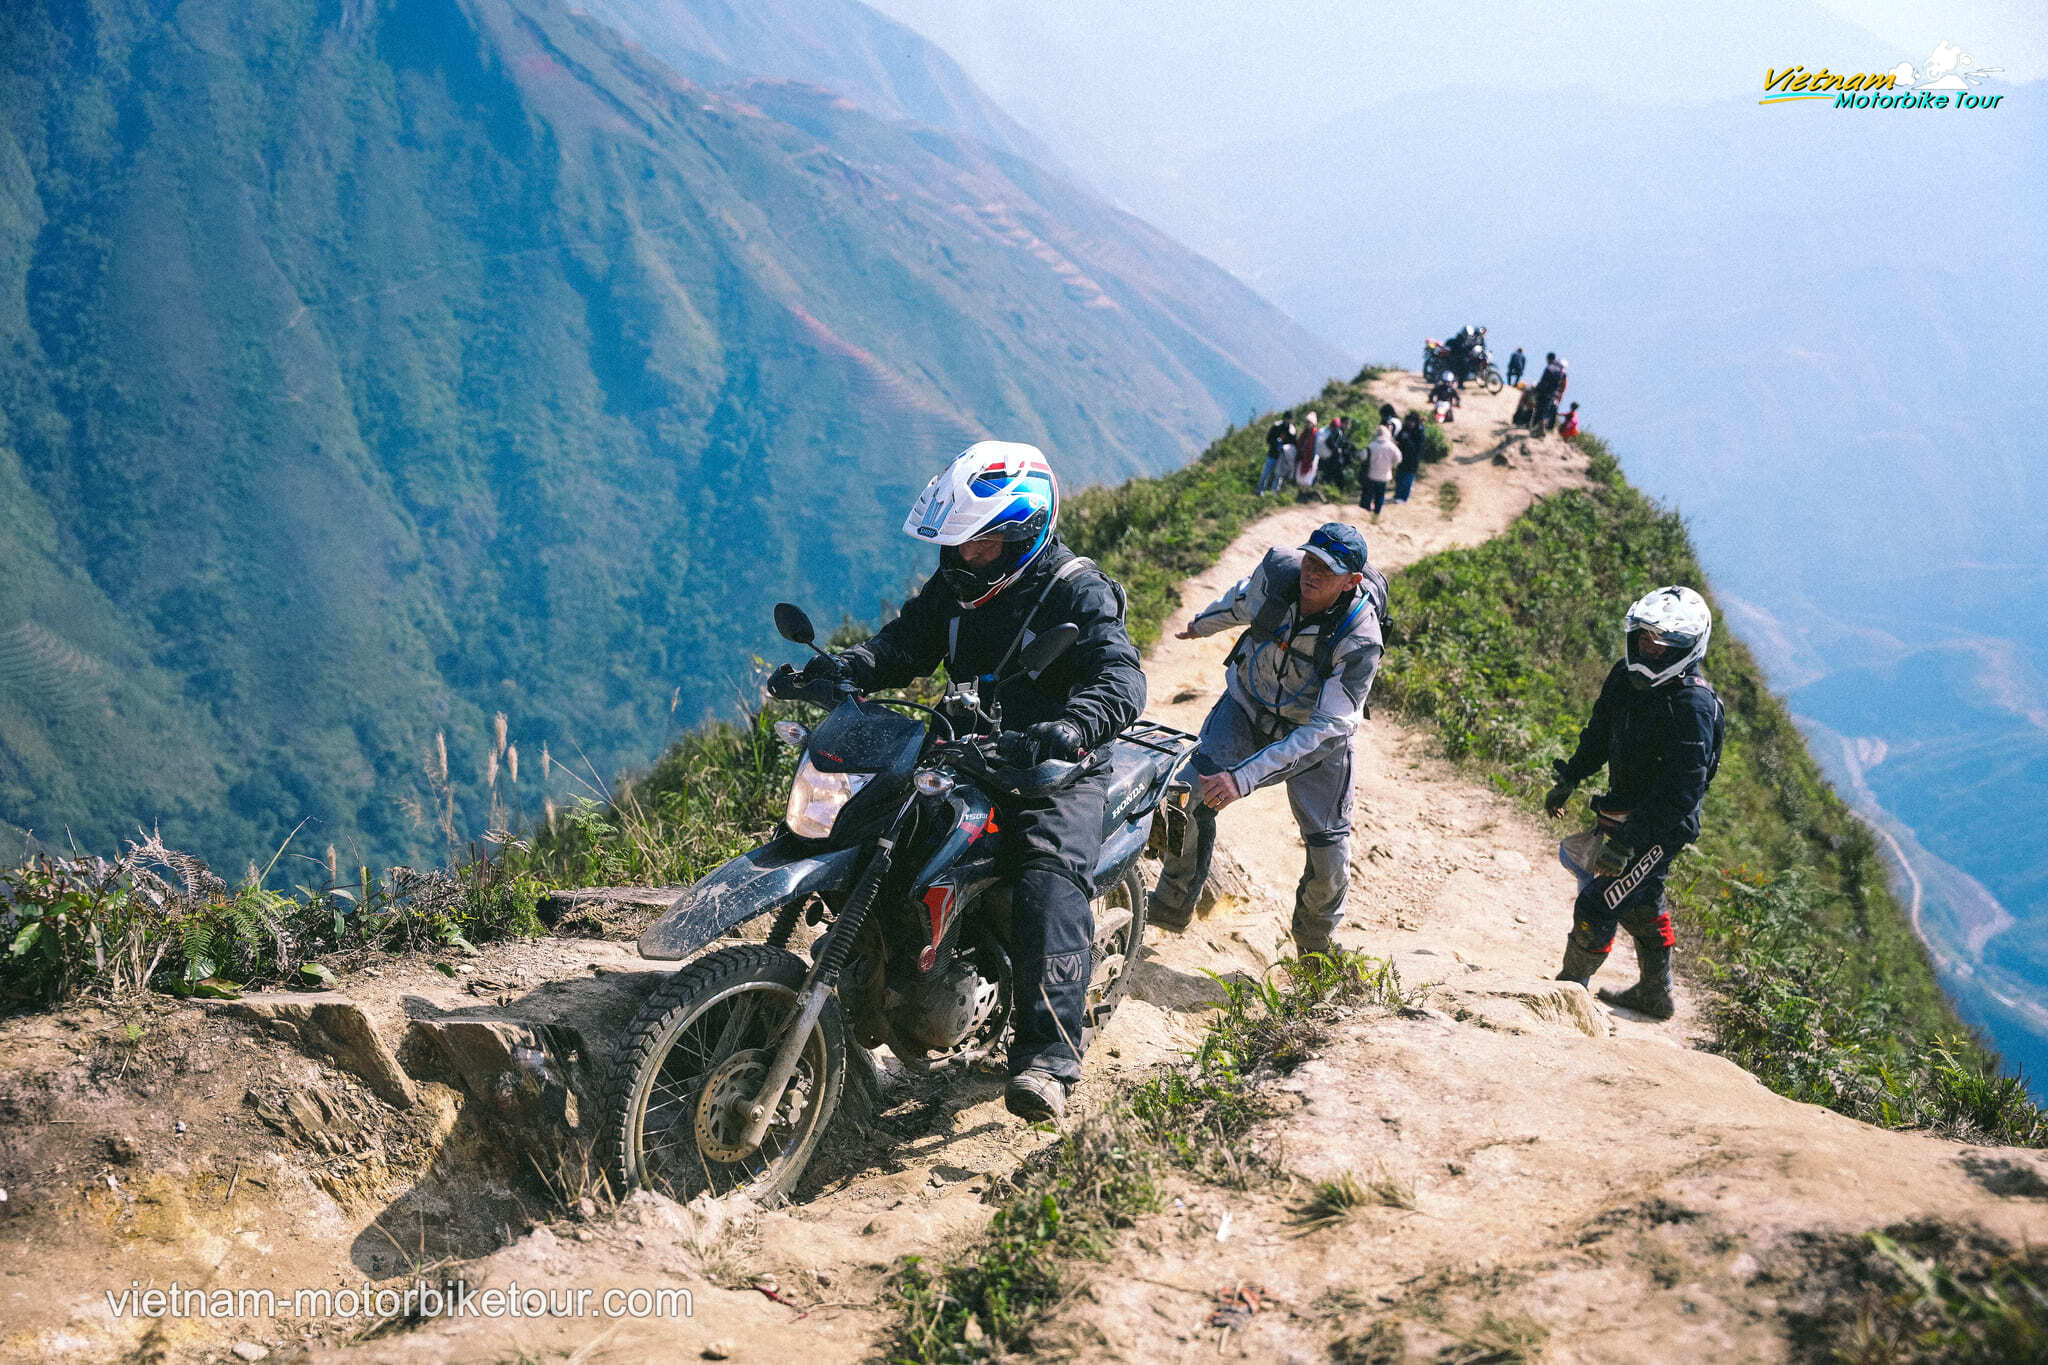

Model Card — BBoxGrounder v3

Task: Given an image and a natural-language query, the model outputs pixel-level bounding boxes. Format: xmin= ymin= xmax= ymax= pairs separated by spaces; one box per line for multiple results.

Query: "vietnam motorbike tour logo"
xmin=1761 ymin=41 xmax=2005 ymax=111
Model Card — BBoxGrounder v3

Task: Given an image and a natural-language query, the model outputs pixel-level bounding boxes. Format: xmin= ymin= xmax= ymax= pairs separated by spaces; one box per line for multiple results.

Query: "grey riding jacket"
xmin=1183 ymin=547 xmax=1384 ymax=791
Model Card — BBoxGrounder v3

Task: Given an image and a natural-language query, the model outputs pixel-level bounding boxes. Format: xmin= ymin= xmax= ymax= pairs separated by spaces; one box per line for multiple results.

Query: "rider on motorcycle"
xmin=1445 ymin=325 xmax=1488 ymax=382
xmin=800 ymin=442 xmax=1145 ymax=1121
xmin=1430 ymin=371 xmax=1462 ymax=422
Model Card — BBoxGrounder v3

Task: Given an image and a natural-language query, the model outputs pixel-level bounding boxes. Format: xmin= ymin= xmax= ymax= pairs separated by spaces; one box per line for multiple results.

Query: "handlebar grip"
xmin=766 ymin=665 xmax=856 ymax=706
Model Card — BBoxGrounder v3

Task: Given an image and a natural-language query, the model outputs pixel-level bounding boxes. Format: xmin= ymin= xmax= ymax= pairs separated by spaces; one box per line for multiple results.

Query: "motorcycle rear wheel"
xmin=600 ymin=944 xmax=845 ymax=1208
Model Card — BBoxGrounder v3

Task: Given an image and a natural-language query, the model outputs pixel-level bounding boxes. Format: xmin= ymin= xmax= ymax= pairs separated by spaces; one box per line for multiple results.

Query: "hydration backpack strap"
xmin=980 ymin=554 xmax=1112 ymax=681
xmin=1225 ymin=555 xmax=1301 ymax=669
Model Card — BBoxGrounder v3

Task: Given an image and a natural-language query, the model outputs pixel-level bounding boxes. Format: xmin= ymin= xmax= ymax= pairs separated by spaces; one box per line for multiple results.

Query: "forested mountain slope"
xmin=0 ymin=0 xmax=1338 ymax=870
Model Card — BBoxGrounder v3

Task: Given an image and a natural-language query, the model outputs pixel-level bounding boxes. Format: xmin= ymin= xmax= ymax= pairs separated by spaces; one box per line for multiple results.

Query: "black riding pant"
xmin=998 ymin=770 xmax=1109 ymax=1084
xmin=1570 ymin=837 xmax=1680 ymax=959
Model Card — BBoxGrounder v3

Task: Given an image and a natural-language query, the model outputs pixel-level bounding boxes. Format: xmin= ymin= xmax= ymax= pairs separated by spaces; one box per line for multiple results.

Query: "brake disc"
xmin=692 ymin=1047 xmax=812 ymax=1164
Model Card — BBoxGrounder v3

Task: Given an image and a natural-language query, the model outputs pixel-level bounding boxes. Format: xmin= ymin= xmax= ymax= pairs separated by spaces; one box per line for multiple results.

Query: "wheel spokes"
xmin=632 ymin=981 xmax=825 ymax=1200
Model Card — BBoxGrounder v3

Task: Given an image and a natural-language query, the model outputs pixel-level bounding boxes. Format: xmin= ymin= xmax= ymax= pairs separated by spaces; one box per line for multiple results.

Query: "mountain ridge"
xmin=0 ymin=0 xmax=1341 ymax=870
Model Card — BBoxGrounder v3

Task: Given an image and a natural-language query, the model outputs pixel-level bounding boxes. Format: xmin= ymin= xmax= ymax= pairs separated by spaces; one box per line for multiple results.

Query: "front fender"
xmin=637 ymin=835 xmax=862 ymax=961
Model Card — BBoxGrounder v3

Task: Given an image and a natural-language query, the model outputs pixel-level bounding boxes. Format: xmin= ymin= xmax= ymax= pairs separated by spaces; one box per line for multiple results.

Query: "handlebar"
xmin=766 ymin=664 xmax=957 ymax=741
xmin=934 ymin=732 xmax=1093 ymax=799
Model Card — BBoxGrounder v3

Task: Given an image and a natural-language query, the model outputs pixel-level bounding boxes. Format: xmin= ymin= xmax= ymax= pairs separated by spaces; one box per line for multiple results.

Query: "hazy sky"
xmin=865 ymin=0 xmax=2038 ymax=201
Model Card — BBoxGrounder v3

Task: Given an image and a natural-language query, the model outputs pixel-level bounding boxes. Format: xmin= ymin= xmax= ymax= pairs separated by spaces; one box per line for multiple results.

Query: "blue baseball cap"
xmin=1302 ymin=522 xmax=1368 ymax=576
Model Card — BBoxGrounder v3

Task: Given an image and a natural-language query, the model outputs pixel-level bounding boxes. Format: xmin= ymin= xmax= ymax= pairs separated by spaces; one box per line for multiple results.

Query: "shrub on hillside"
xmin=0 ymin=836 xmax=546 ymax=1008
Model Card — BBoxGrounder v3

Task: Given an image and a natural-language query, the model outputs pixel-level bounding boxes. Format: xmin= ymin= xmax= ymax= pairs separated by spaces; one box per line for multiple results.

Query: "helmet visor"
xmin=1626 ymin=628 xmax=1695 ymax=688
xmin=939 ymin=510 xmax=1049 ymax=604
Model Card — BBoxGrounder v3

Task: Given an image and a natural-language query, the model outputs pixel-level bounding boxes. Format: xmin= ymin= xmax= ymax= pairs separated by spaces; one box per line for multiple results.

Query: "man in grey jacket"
xmin=1150 ymin=522 xmax=1387 ymax=954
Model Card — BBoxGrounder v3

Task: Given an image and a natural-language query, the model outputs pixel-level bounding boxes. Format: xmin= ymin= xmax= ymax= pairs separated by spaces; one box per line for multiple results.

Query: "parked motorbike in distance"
xmin=1422 ymin=340 xmax=1503 ymax=393
xmin=598 ymin=604 xmax=1199 ymax=1205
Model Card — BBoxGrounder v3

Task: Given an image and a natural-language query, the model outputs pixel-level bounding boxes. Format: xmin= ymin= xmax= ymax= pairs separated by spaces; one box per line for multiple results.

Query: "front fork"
xmin=734 ymin=824 xmax=900 ymax=1150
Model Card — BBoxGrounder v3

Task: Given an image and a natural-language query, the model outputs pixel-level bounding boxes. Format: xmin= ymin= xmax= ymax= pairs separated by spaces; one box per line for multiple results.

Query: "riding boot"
xmin=1598 ymin=944 xmax=1675 ymax=1020
xmin=1556 ymin=938 xmax=1606 ymax=988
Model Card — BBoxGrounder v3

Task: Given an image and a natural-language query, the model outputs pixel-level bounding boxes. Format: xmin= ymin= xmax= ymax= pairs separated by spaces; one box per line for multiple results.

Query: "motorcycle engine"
xmin=890 ymin=956 xmax=1002 ymax=1053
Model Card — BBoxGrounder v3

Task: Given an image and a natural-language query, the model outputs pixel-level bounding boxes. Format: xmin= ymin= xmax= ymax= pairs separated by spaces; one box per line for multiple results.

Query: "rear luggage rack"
xmin=1117 ymin=718 xmax=1200 ymax=756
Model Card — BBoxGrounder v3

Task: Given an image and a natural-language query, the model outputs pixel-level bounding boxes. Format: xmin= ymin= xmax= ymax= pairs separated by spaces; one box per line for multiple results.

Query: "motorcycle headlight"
xmin=784 ymin=758 xmax=873 ymax=839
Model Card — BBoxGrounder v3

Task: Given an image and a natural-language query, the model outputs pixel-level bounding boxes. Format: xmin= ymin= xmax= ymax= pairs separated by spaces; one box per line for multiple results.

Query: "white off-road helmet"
xmin=903 ymin=441 xmax=1059 ymax=607
xmin=1623 ymin=586 xmax=1712 ymax=689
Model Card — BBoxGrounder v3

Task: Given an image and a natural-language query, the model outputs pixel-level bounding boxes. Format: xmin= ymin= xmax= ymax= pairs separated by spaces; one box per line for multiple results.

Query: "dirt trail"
xmin=9 ymin=375 xmax=2044 ymax=1364
xmin=1024 ymin=377 xmax=2048 ymax=1362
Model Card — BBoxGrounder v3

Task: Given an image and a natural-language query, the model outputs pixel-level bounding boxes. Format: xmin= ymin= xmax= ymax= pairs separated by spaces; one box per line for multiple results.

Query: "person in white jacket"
xmin=1150 ymin=523 xmax=1387 ymax=954
xmin=1359 ymin=422 xmax=1399 ymax=517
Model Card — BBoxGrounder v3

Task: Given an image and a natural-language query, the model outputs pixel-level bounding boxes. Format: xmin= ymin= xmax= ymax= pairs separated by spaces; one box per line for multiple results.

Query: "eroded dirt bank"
xmin=6 ymin=376 xmax=2043 ymax=1364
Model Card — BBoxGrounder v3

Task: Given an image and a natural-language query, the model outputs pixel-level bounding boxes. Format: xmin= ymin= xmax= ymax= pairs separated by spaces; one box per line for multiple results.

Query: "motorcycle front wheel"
xmin=601 ymin=944 xmax=845 ymax=1207
xmin=1477 ymin=365 xmax=1504 ymax=394
xmin=1083 ymin=863 xmax=1149 ymax=1042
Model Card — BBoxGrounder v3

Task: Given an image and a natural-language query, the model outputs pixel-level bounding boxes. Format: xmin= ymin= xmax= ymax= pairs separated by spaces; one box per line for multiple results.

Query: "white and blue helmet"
xmin=903 ymin=441 xmax=1059 ymax=607
xmin=1623 ymin=585 xmax=1712 ymax=689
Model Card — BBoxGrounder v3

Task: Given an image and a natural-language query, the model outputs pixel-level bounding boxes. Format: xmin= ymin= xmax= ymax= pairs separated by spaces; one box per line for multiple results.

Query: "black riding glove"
xmin=1543 ymin=758 xmax=1575 ymax=817
xmin=798 ymin=652 xmax=849 ymax=685
xmin=1590 ymin=806 xmax=1632 ymax=877
xmin=1018 ymin=719 xmax=1085 ymax=765
xmin=1592 ymin=835 xmax=1633 ymax=879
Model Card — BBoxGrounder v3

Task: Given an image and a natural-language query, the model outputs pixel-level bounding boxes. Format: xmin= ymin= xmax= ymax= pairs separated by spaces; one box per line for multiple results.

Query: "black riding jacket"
xmin=1558 ymin=660 xmax=1726 ymax=848
xmin=840 ymin=540 xmax=1146 ymax=749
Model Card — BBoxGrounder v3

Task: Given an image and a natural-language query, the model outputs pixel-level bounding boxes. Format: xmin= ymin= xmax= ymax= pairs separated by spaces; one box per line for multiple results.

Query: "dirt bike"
xmin=1422 ymin=342 xmax=1503 ymax=394
xmin=599 ymin=605 xmax=1199 ymax=1205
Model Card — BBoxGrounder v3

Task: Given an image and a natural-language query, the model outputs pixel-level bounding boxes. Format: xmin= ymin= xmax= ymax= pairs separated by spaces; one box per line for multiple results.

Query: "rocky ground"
xmin=5 ymin=375 xmax=2043 ymax=1364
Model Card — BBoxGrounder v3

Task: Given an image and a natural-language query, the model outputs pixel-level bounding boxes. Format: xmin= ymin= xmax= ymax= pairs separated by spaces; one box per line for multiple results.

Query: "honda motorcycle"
xmin=598 ymin=604 xmax=1199 ymax=1205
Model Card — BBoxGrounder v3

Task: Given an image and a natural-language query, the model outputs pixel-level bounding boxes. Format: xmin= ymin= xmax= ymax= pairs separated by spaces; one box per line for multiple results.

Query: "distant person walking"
xmin=1360 ymin=421 xmax=1398 ymax=517
xmin=1153 ymin=524 xmax=1388 ymax=955
xmin=1546 ymin=587 xmax=1725 ymax=1021
xmin=1260 ymin=416 xmax=1294 ymax=495
xmin=1506 ymin=347 xmax=1526 ymax=386
xmin=1393 ymin=411 xmax=1424 ymax=502
xmin=1295 ymin=411 xmax=1321 ymax=488
xmin=1319 ymin=415 xmax=1352 ymax=488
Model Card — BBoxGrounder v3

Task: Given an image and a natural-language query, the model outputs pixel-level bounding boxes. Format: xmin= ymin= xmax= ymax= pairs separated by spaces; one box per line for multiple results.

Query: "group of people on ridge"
xmin=808 ymin=440 xmax=1722 ymax=1123
xmin=1261 ymin=410 xmax=1356 ymax=493
xmin=1436 ymin=328 xmax=1584 ymax=440
xmin=1262 ymin=403 xmax=1426 ymax=520
xmin=1510 ymin=350 xmax=1575 ymax=436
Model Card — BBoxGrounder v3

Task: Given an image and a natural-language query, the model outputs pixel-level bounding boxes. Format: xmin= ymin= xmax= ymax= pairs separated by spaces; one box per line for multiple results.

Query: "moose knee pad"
xmin=1620 ymin=903 xmax=1675 ymax=948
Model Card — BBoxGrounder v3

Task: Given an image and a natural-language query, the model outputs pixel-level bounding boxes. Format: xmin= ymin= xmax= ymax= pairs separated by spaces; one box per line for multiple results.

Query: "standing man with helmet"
xmin=802 ymin=442 xmax=1145 ymax=1121
xmin=1149 ymin=523 xmax=1387 ymax=956
xmin=1545 ymin=586 xmax=1726 ymax=1020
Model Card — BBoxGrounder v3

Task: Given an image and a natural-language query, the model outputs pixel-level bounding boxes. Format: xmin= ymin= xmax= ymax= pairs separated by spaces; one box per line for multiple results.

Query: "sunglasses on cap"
xmin=1305 ymin=525 xmax=1367 ymax=575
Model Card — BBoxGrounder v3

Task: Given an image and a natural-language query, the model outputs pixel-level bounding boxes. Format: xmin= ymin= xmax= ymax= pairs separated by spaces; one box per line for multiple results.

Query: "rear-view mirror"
xmin=774 ymin=602 xmax=815 ymax=646
xmin=1020 ymin=622 xmax=1079 ymax=674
